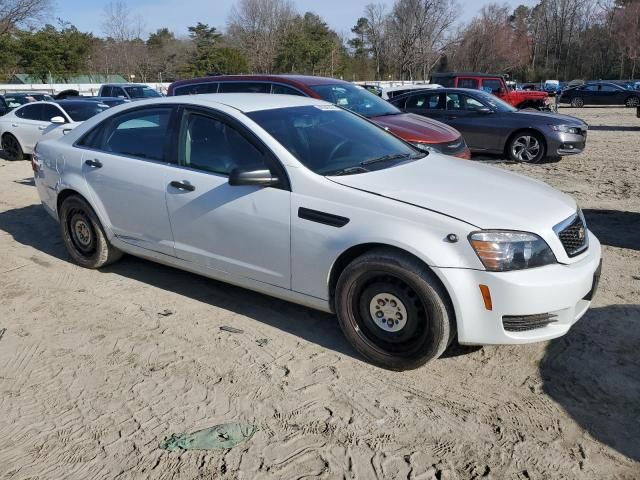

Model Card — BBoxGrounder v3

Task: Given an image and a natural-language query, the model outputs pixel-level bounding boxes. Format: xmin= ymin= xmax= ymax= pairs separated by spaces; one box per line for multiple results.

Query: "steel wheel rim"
xmin=512 ymin=135 xmax=541 ymax=162
xmin=351 ymin=272 xmax=429 ymax=355
xmin=369 ymin=293 xmax=408 ymax=333
xmin=68 ymin=210 xmax=96 ymax=255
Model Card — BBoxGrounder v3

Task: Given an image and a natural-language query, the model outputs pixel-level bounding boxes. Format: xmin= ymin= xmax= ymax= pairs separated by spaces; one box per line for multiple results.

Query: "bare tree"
xmin=387 ymin=0 xmax=458 ymax=80
xmin=99 ymin=0 xmax=147 ymax=80
xmin=363 ymin=3 xmax=389 ymax=79
xmin=0 ymin=0 xmax=51 ymax=36
xmin=227 ymin=0 xmax=296 ymax=72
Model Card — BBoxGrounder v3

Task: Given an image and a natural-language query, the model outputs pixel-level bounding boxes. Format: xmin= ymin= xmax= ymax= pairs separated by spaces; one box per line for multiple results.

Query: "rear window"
xmin=174 ymin=83 xmax=219 ymax=96
xmin=458 ymin=78 xmax=479 ymax=89
xmin=124 ymin=86 xmax=162 ymax=99
xmin=218 ymin=82 xmax=270 ymax=93
xmin=61 ymin=103 xmax=110 ymax=122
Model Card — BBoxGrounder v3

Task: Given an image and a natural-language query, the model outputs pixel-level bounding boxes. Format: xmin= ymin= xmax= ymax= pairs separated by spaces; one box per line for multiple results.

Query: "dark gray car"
xmin=390 ymin=88 xmax=588 ymax=163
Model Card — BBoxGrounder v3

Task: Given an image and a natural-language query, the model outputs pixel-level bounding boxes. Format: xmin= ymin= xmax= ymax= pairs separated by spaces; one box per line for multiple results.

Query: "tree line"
xmin=0 ymin=0 xmax=638 ymax=84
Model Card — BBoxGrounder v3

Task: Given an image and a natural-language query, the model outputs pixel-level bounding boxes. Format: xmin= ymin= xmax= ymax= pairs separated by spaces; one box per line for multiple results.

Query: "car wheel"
xmin=334 ymin=248 xmax=453 ymax=370
xmin=507 ymin=130 xmax=546 ymax=164
xmin=2 ymin=133 xmax=24 ymax=161
xmin=59 ymin=195 xmax=123 ymax=269
xmin=625 ymin=96 xmax=639 ymax=107
xmin=570 ymin=97 xmax=584 ymax=108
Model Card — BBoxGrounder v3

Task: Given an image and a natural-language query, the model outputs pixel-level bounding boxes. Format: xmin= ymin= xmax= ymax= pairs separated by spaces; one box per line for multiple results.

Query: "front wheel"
xmin=334 ymin=249 xmax=453 ymax=370
xmin=507 ymin=131 xmax=546 ymax=163
xmin=625 ymin=96 xmax=639 ymax=108
xmin=570 ymin=97 xmax=584 ymax=108
xmin=59 ymin=195 xmax=123 ymax=269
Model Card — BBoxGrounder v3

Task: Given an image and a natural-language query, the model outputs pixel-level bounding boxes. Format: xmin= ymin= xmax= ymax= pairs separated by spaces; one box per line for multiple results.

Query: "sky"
xmin=55 ymin=0 xmax=536 ymax=38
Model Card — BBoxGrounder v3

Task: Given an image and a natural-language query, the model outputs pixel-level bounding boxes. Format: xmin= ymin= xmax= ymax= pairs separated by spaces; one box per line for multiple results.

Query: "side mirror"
xmin=50 ymin=116 xmax=66 ymax=124
xmin=477 ymin=107 xmax=493 ymax=114
xmin=229 ymin=168 xmax=280 ymax=187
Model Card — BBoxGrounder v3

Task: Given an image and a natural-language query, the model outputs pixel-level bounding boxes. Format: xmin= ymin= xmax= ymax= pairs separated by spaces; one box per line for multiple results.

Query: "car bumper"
xmin=547 ymin=131 xmax=587 ymax=156
xmin=433 ymin=231 xmax=602 ymax=345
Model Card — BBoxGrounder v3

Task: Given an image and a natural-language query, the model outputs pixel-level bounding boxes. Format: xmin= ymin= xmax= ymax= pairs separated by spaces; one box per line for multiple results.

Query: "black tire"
xmin=334 ymin=248 xmax=454 ymax=370
xmin=506 ymin=130 xmax=546 ymax=164
xmin=570 ymin=97 xmax=584 ymax=108
xmin=2 ymin=133 xmax=24 ymax=161
xmin=59 ymin=195 xmax=122 ymax=269
xmin=625 ymin=96 xmax=639 ymax=108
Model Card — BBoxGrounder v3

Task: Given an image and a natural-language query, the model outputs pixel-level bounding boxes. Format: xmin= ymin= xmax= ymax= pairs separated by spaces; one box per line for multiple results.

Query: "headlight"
xmin=410 ymin=142 xmax=439 ymax=153
xmin=550 ymin=124 xmax=582 ymax=134
xmin=468 ymin=231 xmax=556 ymax=271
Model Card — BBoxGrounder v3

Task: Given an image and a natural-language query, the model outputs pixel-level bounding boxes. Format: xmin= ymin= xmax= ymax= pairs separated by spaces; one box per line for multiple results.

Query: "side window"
xmin=41 ymin=104 xmax=64 ymax=122
xmin=406 ymin=92 xmax=443 ymax=110
xmin=445 ymin=94 xmax=485 ymax=111
xmin=113 ymin=87 xmax=126 ymax=98
xmin=179 ymin=112 xmax=266 ymax=176
xmin=16 ymin=104 xmax=41 ymax=120
xmin=458 ymin=78 xmax=479 ymax=89
xmin=438 ymin=78 xmax=455 ymax=88
xmin=218 ymin=82 xmax=270 ymax=93
xmin=271 ymin=84 xmax=305 ymax=96
xmin=600 ymin=85 xmax=617 ymax=92
xmin=80 ymin=107 xmax=173 ymax=161
xmin=174 ymin=83 xmax=219 ymax=96
xmin=584 ymin=85 xmax=598 ymax=91
xmin=482 ymin=79 xmax=503 ymax=93
xmin=101 ymin=86 xmax=112 ymax=97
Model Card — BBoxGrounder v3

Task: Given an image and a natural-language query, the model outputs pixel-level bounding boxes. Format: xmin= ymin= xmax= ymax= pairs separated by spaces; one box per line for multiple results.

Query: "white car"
xmin=0 ymin=100 xmax=109 ymax=160
xmin=33 ymin=94 xmax=602 ymax=370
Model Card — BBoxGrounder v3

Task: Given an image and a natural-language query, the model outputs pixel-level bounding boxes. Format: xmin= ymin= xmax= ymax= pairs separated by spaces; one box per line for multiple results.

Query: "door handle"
xmin=85 ymin=159 xmax=102 ymax=168
xmin=38 ymin=126 xmax=46 ymax=130
xmin=11 ymin=123 xmax=17 ymax=127
xmin=170 ymin=180 xmax=195 ymax=192
xmin=447 ymin=115 xmax=457 ymax=120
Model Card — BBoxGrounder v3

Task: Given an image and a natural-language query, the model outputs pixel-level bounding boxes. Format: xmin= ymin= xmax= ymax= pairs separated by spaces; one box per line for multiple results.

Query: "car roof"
xmin=102 ymin=83 xmax=149 ymax=87
xmin=170 ymin=74 xmax=348 ymax=90
xmin=388 ymin=87 xmax=489 ymax=100
xmin=431 ymin=72 xmax=505 ymax=79
xmin=56 ymin=99 xmax=108 ymax=106
xmin=130 ymin=93 xmax=330 ymax=113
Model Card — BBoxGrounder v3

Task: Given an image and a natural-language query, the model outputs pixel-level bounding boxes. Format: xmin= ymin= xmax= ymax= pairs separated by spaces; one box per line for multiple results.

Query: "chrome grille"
xmin=554 ymin=212 xmax=588 ymax=257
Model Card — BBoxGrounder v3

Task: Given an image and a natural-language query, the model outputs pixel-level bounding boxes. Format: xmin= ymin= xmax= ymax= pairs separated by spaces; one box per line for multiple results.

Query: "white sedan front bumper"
xmin=434 ymin=232 xmax=602 ymax=345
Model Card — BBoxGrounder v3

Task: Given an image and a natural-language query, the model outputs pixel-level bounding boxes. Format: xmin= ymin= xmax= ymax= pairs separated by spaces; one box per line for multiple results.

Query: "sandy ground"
xmin=0 ymin=106 xmax=638 ymax=479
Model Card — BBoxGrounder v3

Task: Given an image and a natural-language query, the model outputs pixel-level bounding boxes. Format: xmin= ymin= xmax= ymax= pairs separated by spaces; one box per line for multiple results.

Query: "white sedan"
xmin=0 ymin=100 xmax=109 ymax=160
xmin=33 ymin=94 xmax=602 ymax=370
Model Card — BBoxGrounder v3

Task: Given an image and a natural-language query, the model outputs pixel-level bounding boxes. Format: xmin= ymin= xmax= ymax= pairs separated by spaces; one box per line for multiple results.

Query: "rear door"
xmin=12 ymin=103 xmax=51 ymax=152
xmin=403 ymin=91 xmax=446 ymax=121
xmin=80 ymin=106 xmax=178 ymax=256
xmin=164 ymin=107 xmax=291 ymax=288
xmin=599 ymin=84 xmax=624 ymax=105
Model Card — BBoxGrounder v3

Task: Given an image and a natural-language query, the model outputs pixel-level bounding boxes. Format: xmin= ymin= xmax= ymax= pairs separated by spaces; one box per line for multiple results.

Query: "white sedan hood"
xmin=329 ymin=154 xmax=577 ymax=231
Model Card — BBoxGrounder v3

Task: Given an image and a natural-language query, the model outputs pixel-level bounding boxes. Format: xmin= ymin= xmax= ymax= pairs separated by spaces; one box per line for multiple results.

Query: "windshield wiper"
xmin=360 ymin=152 xmax=421 ymax=167
xmin=325 ymin=166 xmax=369 ymax=176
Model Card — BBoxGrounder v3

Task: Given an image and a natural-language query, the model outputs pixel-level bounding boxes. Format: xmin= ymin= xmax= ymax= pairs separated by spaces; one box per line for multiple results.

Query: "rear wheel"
xmin=334 ymin=249 xmax=453 ymax=370
xmin=507 ymin=130 xmax=546 ymax=163
xmin=59 ymin=195 xmax=122 ymax=269
xmin=570 ymin=97 xmax=584 ymax=108
xmin=625 ymin=96 xmax=639 ymax=108
xmin=1 ymin=133 xmax=24 ymax=161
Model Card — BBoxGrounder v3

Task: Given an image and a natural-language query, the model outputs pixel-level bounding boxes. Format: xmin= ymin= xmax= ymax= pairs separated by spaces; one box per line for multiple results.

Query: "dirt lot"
xmin=0 ymin=106 xmax=638 ymax=479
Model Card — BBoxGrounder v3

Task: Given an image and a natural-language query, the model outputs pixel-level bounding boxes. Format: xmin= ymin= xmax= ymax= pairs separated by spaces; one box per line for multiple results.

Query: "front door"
xmin=442 ymin=92 xmax=502 ymax=151
xmin=165 ymin=108 xmax=291 ymax=289
xmin=81 ymin=105 xmax=178 ymax=256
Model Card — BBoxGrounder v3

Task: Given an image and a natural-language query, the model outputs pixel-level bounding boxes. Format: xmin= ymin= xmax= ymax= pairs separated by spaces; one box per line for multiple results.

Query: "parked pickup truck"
xmin=431 ymin=72 xmax=549 ymax=110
